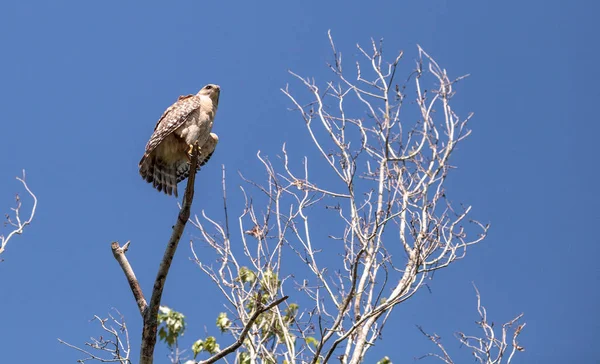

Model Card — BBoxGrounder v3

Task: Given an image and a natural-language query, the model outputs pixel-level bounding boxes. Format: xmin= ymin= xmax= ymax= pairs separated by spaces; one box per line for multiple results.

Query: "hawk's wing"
xmin=142 ymin=94 xmax=200 ymax=157
xmin=198 ymin=133 xmax=219 ymax=167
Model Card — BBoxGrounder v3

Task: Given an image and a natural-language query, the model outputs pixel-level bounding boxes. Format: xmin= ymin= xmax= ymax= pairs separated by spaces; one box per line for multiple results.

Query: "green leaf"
xmin=238 ymin=267 xmax=257 ymax=284
xmin=192 ymin=339 xmax=204 ymax=359
xmin=260 ymin=269 xmax=279 ymax=292
xmin=216 ymin=312 xmax=232 ymax=333
xmin=203 ymin=336 xmax=220 ymax=355
xmin=158 ymin=327 xmax=168 ymax=341
xmin=238 ymin=351 xmax=251 ymax=364
xmin=306 ymin=336 xmax=318 ymax=348
xmin=156 ymin=306 xmax=186 ymax=348
xmin=376 ymin=356 xmax=392 ymax=364
xmin=284 ymin=303 xmax=299 ymax=323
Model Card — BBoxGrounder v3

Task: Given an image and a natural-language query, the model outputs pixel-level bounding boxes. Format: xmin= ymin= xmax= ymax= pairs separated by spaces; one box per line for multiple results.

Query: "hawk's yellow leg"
xmin=187 ymin=143 xmax=200 ymax=162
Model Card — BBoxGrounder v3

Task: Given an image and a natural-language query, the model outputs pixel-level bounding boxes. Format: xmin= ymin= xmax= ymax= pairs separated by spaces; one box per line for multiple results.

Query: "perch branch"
xmin=139 ymin=147 xmax=200 ymax=364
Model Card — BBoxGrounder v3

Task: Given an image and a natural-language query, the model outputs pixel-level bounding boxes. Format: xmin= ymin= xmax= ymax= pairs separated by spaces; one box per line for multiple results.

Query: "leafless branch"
xmin=0 ymin=170 xmax=37 ymax=258
xmin=111 ymin=241 xmax=147 ymax=315
xmin=58 ymin=310 xmax=131 ymax=363
xmin=416 ymin=326 xmax=454 ymax=364
xmin=455 ymin=285 xmax=525 ymax=364
xmin=418 ymin=285 xmax=525 ymax=364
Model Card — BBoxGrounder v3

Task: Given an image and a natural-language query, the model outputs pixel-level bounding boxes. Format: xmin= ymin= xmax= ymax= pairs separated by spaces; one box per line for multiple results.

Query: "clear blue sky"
xmin=0 ymin=1 xmax=598 ymax=363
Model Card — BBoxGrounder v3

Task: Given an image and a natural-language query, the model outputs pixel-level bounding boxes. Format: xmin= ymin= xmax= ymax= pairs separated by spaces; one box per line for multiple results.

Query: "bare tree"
xmin=187 ymin=32 xmax=502 ymax=364
xmin=1 ymin=170 xmax=37 ymax=259
xmin=62 ymin=32 xmax=524 ymax=364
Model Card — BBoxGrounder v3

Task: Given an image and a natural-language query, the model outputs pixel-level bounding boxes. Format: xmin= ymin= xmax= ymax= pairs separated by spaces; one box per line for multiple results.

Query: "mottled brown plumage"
xmin=139 ymin=84 xmax=220 ymax=197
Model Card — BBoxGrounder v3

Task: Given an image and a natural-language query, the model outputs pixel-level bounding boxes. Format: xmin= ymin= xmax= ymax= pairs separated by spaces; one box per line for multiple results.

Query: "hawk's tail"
xmin=139 ymin=154 xmax=179 ymax=197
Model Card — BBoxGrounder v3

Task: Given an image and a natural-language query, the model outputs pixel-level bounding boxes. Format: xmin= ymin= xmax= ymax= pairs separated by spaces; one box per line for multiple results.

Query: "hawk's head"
xmin=199 ymin=84 xmax=220 ymax=106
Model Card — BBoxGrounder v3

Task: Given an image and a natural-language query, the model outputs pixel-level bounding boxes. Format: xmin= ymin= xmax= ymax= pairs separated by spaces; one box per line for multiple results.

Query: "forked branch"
xmin=58 ymin=310 xmax=131 ymax=364
xmin=65 ymin=147 xmax=202 ymax=364
xmin=0 ymin=170 xmax=37 ymax=258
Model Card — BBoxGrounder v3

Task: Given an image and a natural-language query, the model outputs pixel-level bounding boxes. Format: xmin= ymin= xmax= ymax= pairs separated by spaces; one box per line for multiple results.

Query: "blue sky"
xmin=0 ymin=1 xmax=598 ymax=363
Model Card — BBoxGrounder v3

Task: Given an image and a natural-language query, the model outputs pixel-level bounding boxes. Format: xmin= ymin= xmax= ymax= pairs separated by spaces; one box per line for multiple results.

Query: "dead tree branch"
xmin=418 ymin=285 xmax=525 ymax=364
xmin=105 ymin=148 xmax=201 ymax=363
xmin=0 ymin=170 xmax=37 ymax=258
xmin=455 ymin=285 xmax=525 ymax=364
xmin=111 ymin=241 xmax=147 ymax=315
xmin=58 ymin=310 xmax=131 ymax=364
xmin=139 ymin=147 xmax=201 ymax=364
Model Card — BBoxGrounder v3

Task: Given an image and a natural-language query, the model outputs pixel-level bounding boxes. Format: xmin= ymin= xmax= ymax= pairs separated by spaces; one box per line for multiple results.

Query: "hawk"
xmin=139 ymin=84 xmax=220 ymax=197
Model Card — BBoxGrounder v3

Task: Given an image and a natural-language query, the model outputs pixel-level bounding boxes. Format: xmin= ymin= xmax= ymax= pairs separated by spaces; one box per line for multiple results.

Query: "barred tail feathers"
xmin=139 ymin=154 xmax=179 ymax=197
xmin=176 ymin=159 xmax=192 ymax=183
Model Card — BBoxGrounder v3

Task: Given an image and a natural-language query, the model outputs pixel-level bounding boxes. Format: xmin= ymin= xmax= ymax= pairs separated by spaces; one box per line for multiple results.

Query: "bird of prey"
xmin=139 ymin=84 xmax=220 ymax=197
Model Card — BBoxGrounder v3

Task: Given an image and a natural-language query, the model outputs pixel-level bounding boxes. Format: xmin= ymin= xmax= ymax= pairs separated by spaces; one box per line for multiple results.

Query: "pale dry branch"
xmin=111 ymin=241 xmax=147 ymax=315
xmin=58 ymin=310 xmax=131 ymax=364
xmin=416 ymin=325 xmax=454 ymax=364
xmin=0 ymin=170 xmax=37 ymax=258
xmin=418 ymin=285 xmax=525 ymax=364
xmin=455 ymin=285 xmax=525 ymax=364
xmin=139 ymin=146 xmax=201 ymax=364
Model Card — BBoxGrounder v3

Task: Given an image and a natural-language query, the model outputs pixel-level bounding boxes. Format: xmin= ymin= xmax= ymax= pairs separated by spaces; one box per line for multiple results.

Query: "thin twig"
xmin=0 ymin=170 xmax=37 ymax=257
xmin=58 ymin=310 xmax=131 ymax=363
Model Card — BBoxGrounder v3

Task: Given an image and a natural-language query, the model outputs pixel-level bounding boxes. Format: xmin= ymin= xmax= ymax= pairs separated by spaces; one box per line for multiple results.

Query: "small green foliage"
xmin=192 ymin=339 xmax=204 ymax=359
xmin=260 ymin=269 xmax=279 ymax=292
xmin=238 ymin=351 xmax=251 ymax=364
xmin=238 ymin=267 xmax=257 ymax=284
xmin=284 ymin=303 xmax=298 ymax=322
xmin=377 ymin=356 xmax=392 ymax=364
xmin=216 ymin=312 xmax=231 ymax=333
xmin=191 ymin=336 xmax=220 ymax=358
xmin=157 ymin=306 xmax=186 ymax=348
xmin=305 ymin=336 xmax=318 ymax=348
xmin=239 ymin=268 xmax=298 ymax=346
xmin=203 ymin=336 xmax=220 ymax=355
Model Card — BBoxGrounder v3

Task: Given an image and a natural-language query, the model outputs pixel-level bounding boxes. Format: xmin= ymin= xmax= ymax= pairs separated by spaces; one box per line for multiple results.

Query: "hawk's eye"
xmin=205 ymin=85 xmax=212 ymax=90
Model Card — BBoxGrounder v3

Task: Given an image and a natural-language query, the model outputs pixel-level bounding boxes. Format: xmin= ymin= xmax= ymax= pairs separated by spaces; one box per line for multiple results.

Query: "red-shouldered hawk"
xmin=139 ymin=84 xmax=220 ymax=197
